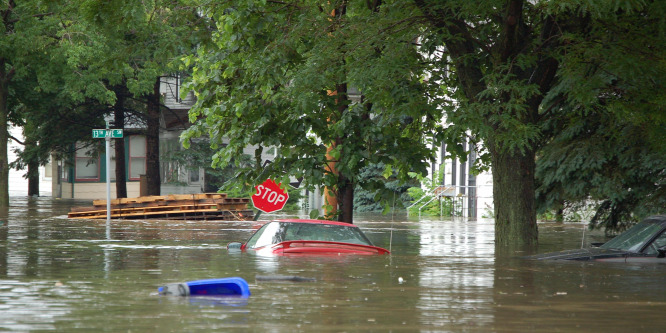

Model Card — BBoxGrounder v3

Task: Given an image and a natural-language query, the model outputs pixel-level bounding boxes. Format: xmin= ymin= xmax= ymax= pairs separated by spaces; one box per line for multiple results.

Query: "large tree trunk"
xmin=24 ymin=117 xmax=39 ymax=196
xmin=114 ymin=88 xmax=127 ymax=199
xmin=323 ymin=142 xmax=338 ymax=219
xmin=144 ymin=77 xmax=161 ymax=196
xmin=337 ymin=174 xmax=354 ymax=224
xmin=0 ymin=62 xmax=10 ymax=208
xmin=333 ymin=81 xmax=354 ymax=223
xmin=413 ymin=1 xmax=560 ymax=248
xmin=27 ymin=160 xmax=39 ymax=196
xmin=490 ymin=145 xmax=538 ymax=247
xmin=26 ymin=142 xmax=39 ymax=197
xmin=0 ymin=8 xmax=13 ymax=209
xmin=323 ymin=3 xmax=349 ymax=222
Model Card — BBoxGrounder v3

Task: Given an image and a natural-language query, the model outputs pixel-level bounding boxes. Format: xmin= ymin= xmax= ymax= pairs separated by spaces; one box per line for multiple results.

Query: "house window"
xmin=129 ymin=136 xmax=146 ymax=180
xmin=75 ymin=144 xmax=99 ymax=181
xmin=59 ymin=160 xmax=68 ymax=182
xmin=189 ymin=168 xmax=200 ymax=183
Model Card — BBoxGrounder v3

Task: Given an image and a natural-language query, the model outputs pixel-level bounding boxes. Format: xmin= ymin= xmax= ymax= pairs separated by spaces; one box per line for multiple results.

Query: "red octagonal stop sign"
xmin=252 ymin=179 xmax=289 ymax=213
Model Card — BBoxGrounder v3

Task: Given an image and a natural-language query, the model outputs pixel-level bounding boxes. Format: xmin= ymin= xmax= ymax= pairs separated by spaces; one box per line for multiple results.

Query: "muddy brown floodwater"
xmin=0 ymin=197 xmax=665 ymax=332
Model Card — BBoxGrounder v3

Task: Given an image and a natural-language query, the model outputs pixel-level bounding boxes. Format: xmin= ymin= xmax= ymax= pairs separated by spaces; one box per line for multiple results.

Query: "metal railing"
xmin=407 ymin=185 xmax=478 ymax=218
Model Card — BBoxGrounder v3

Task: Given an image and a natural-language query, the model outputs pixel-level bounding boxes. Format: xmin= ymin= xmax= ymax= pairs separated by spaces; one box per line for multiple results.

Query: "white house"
xmin=426 ymin=141 xmax=494 ymax=219
xmin=7 ymin=126 xmax=52 ymax=197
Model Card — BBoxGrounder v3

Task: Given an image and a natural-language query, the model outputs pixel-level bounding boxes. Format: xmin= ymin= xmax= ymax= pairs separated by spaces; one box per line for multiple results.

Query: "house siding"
xmin=59 ymin=181 xmax=141 ymax=200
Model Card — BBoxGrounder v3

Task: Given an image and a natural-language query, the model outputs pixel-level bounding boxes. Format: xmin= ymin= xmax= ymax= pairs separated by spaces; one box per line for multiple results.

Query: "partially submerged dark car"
xmin=526 ymin=215 xmax=666 ymax=263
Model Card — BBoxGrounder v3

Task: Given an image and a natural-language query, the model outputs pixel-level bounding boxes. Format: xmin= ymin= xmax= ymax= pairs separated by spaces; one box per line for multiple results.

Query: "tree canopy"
xmin=535 ymin=0 xmax=666 ymax=232
xmin=4 ymin=0 xmax=206 ymax=199
xmin=182 ymin=0 xmax=442 ymax=221
xmin=2 ymin=0 xmax=664 ymax=247
xmin=1 ymin=0 xmax=80 ymax=206
xmin=414 ymin=0 xmax=666 ymax=246
xmin=184 ymin=0 xmax=666 ymax=246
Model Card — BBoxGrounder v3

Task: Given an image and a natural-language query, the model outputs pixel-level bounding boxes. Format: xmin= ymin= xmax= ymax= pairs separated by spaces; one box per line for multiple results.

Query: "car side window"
xmin=284 ymin=223 xmax=302 ymax=241
xmin=644 ymin=231 xmax=666 ymax=255
xmin=290 ymin=224 xmax=318 ymax=241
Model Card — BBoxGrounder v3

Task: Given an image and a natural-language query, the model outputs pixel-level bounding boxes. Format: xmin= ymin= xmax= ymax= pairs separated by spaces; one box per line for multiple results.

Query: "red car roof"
xmin=275 ymin=219 xmax=360 ymax=228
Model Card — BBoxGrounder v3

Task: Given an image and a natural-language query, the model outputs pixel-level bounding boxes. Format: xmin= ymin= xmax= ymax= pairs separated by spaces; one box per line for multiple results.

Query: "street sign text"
xmin=93 ymin=129 xmax=123 ymax=139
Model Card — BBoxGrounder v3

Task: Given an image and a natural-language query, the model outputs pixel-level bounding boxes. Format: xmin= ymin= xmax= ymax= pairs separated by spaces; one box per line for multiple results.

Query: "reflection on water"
xmin=1 ymin=197 xmax=665 ymax=332
xmin=0 ymin=280 xmax=73 ymax=331
xmin=416 ymin=218 xmax=495 ymax=329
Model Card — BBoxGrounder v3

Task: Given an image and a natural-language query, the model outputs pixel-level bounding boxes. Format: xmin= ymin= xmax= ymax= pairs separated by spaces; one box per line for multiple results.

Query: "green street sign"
xmin=92 ymin=129 xmax=123 ymax=138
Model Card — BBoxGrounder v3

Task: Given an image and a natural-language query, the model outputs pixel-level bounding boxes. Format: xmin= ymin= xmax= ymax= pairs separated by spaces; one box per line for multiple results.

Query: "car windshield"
xmin=245 ymin=222 xmax=284 ymax=249
xmin=599 ymin=221 xmax=664 ymax=252
xmin=245 ymin=222 xmax=373 ymax=249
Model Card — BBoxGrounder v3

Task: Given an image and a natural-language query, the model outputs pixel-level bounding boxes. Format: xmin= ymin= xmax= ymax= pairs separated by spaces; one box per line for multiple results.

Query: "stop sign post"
xmin=252 ymin=179 xmax=289 ymax=213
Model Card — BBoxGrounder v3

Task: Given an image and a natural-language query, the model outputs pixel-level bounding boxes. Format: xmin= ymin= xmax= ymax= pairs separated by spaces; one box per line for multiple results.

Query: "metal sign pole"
xmin=105 ymin=121 xmax=111 ymax=224
xmin=92 ymin=123 xmax=122 ymax=227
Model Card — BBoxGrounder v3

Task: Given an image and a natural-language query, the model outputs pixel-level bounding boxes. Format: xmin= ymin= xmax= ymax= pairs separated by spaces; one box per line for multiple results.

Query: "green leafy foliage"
xmin=2 ymin=0 xmax=663 ymax=245
xmin=536 ymin=99 xmax=666 ymax=233
xmin=1 ymin=0 xmax=87 ymax=204
xmin=353 ymin=163 xmax=418 ymax=213
xmin=182 ymin=0 xmax=440 ymax=219
xmin=405 ymin=168 xmax=455 ymax=217
xmin=413 ymin=0 xmax=666 ymax=242
xmin=535 ymin=0 xmax=666 ymax=233
xmin=5 ymin=0 xmax=209 ymax=199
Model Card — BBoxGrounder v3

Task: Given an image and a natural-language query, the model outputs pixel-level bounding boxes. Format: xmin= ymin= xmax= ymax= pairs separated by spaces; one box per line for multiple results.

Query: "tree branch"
xmin=500 ymin=0 xmax=524 ymax=63
xmin=8 ymin=12 xmax=55 ymax=24
xmin=9 ymin=134 xmax=24 ymax=145
xmin=415 ymin=1 xmax=486 ymax=102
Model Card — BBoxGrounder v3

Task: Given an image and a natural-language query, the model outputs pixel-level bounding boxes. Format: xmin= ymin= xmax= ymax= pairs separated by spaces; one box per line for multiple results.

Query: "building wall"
xmin=56 ymin=179 xmax=203 ymax=200
xmin=161 ymin=75 xmax=196 ymax=110
xmin=59 ymin=182 xmax=141 ymax=200
xmin=161 ymin=184 xmax=204 ymax=195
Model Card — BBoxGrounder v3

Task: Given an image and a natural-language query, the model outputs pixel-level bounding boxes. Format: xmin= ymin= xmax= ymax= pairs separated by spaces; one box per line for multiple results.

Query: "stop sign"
xmin=252 ymin=179 xmax=289 ymax=213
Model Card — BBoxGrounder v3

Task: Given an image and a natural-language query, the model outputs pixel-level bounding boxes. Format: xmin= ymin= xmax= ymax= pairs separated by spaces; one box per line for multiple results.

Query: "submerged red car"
xmin=227 ymin=219 xmax=390 ymax=255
